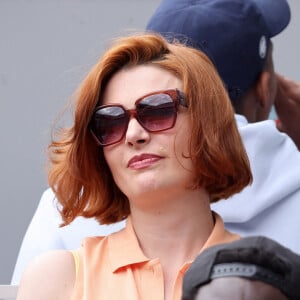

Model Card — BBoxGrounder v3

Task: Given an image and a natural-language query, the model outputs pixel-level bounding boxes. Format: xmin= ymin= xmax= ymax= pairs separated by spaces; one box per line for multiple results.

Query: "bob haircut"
xmin=48 ymin=33 xmax=252 ymax=226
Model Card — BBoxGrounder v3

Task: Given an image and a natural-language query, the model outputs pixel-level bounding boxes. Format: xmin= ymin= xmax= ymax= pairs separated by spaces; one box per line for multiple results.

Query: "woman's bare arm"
xmin=17 ymin=250 xmax=75 ymax=300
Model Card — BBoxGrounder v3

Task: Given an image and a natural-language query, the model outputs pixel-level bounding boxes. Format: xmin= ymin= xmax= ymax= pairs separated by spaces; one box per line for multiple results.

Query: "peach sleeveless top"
xmin=71 ymin=213 xmax=239 ymax=300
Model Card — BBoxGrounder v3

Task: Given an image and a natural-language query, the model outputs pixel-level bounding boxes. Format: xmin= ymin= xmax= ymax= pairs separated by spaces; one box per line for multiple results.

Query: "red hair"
xmin=48 ymin=33 xmax=252 ymax=226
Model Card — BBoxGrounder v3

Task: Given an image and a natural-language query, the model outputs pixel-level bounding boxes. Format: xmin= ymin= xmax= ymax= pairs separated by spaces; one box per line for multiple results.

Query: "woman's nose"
xmin=125 ymin=118 xmax=150 ymax=146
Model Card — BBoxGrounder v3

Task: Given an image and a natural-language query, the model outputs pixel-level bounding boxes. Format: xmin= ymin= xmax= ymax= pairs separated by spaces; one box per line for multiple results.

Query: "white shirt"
xmin=212 ymin=115 xmax=300 ymax=251
xmin=11 ymin=114 xmax=300 ymax=284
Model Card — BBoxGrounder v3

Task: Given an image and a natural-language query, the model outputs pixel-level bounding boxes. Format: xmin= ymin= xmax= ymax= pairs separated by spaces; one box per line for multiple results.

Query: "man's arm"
xmin=275 ymin=73 xmax=300 ymax=150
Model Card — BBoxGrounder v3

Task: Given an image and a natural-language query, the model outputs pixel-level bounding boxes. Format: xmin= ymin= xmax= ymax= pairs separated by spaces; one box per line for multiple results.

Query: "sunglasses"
xmin=89 ymin=89 xmax=187 ymax=146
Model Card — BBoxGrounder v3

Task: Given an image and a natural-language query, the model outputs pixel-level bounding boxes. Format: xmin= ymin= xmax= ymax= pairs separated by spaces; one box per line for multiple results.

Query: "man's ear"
xmin=255 ymin=70 xmax=271 ymax=108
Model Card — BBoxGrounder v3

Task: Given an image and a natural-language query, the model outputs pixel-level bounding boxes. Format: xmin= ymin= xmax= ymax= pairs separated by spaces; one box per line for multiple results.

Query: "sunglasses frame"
xmin=89 ymin=89 xmax=187 ymax=146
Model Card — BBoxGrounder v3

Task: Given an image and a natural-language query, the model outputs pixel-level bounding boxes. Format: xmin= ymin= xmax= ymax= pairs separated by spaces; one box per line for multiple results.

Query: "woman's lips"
xmin=127 ymin=154 xmax=163 ymax=169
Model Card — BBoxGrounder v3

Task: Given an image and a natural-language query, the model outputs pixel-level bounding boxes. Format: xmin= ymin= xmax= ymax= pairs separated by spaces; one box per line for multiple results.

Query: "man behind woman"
xmin=147 ymin=0 xmax=300 ymax=250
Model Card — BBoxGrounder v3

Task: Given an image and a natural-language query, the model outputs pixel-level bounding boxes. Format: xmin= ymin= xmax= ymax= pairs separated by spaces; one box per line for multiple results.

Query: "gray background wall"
xmin=0 ymin=0 xmax=299 ymax=284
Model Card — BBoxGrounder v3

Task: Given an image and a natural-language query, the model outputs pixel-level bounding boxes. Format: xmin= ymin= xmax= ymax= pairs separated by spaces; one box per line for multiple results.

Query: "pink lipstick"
xmin=127 ymin=154 xmax=162 ymax=170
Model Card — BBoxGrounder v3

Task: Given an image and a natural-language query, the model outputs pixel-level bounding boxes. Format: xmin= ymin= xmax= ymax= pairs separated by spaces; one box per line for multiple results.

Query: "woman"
xmin=17 ymin=33 xmax=252 ymax=300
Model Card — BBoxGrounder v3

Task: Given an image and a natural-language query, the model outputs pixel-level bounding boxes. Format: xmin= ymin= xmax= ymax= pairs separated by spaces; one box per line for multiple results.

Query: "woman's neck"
xmin=129 ymin=188 xmax=214 ymax=300
xmin=129 ymin=188 xmax=214 ymax=263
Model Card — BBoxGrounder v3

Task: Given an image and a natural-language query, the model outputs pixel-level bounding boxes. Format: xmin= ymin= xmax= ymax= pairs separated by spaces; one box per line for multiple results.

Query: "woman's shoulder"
xmin=17 ymin=250 xmax=75 ymax=300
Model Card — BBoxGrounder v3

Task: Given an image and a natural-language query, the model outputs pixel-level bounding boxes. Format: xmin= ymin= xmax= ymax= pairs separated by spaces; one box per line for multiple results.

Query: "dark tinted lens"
xmin=92 ymin=106 xmax=128 ymax=145
xmin=137 ymin=94 xmax=176 ymax=131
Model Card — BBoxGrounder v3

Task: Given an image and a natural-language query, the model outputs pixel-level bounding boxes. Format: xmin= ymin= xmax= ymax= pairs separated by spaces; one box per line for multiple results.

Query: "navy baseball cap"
xmin=146 ymin=0 xmax=291 ymax=101
xmin=182 ymin=236 xmax=300 ymax=300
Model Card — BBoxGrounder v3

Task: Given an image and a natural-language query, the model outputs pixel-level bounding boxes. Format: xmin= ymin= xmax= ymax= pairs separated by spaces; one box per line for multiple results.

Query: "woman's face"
xmin=101 ymin=64 xmax=195 ymax=203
